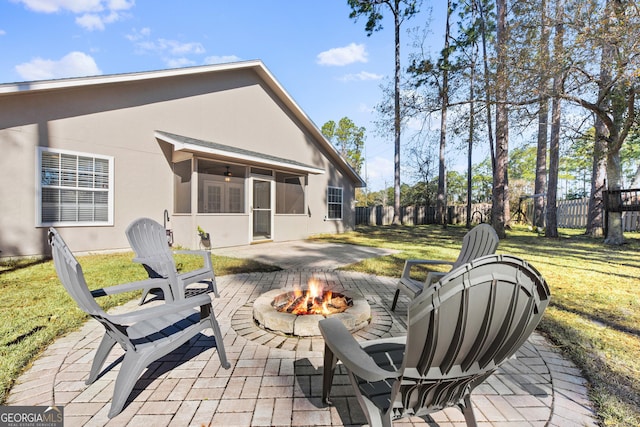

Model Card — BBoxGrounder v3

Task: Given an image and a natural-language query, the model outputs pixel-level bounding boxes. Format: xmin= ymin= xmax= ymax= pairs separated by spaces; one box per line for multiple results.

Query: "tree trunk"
xmin=604 ymin=149 xmax=624 ymax=245
xmin=492 ymin=0 xmax=509 ymax=238
xmin=546 ymin=94 xmax=561 ymax=237
xmin=466 ymin=27 xmax=477 ymax=229
xmin=534 ymin=0 xmax=550 ymax=231
xmin=586 ymin=116 xmax=607 ymax=237
xmin=437 ymin=0 xmax=452 ymax=227
xmin=602 ymin=0 xmax=630 ymax=245
xmin=392 ymin=0 xmax=402 ymax=225
xmin=545 ymin=0 xmax=564 ymax=238
xmin=585 ymin=0 xmax=615 ymax=238
xmin=478 ymin=0 xmax=495 ymax=174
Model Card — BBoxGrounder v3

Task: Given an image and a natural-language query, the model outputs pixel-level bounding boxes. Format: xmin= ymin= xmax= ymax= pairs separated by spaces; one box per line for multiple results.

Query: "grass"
xmin=309 ymin=224 xmax=640 ymax=427
xmin=0 ymin=251 xmax=280 ymax=405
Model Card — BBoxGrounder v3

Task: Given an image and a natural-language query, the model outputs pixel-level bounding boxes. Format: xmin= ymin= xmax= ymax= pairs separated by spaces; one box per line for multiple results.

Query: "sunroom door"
xmin=251 ymin=178 xmax=273 ymax=241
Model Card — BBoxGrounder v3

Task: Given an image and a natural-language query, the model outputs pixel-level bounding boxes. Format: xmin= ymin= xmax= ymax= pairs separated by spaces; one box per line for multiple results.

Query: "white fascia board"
xmin=157 ymin=131 xmax=325 ymax=175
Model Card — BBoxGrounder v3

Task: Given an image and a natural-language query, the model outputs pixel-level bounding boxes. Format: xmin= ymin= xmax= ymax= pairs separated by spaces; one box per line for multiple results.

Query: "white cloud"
xmin=127 ymin=29 xmax=210 ymax=68
xmin=13 ymin=0 xmax=103 ymax=13
xmin=317 ymin=43 xmax=368 ymax=66
xmin=15 ymin=51 xmax=101 ymax=80
xmin=165 ymin=57 xmax=196 ymax=68
xmin=366 ymin=156 xmax=394 ymax=189
xmin=204 ymin=55 xmax=242 ymax=65
xmin=132 ymin=36 xmax=205 ymax=56
xmin=0 ymin=29 xmax=6 ymax=35
xmin=338 ymin=71 xmax=383 ymax=82
xmin=125 ymin=26 xmax=150 ymax=41
xmin=75 ymin=13 xmax=104 ymax=30
xmin=161 ymin=40 xmax=205 ymax=56
xmin=13 ymin=0 xmax=134 ymax=30
xmin=107 ymin=0 xmax=134 ymax=11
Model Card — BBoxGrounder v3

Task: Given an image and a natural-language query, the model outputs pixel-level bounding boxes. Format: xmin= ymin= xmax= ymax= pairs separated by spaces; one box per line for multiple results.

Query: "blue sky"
xmin=0 ymin=0 xmax=446 ymax=191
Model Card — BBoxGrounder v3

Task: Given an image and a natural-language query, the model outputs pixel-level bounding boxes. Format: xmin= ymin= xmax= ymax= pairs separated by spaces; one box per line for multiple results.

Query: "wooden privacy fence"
xmin=356 ymin=196 xmax=640 ymax=232
xmin=355 ymin=204 xmax=492 ymax=226
xmin=555 ymin=194 xmax=640 ymax=231
xmin=556 ymin=198 xmax=589 ymax=228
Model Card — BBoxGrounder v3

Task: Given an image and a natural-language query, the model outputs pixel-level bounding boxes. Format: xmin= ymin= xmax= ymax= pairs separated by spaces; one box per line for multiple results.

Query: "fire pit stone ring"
xmin=253 ymin=288 xmax=371 ymax=337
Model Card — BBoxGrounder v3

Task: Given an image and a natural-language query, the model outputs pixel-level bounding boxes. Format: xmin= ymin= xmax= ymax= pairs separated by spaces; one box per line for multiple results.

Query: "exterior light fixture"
xmin=224 ymin=166 xmax=232 ymax=182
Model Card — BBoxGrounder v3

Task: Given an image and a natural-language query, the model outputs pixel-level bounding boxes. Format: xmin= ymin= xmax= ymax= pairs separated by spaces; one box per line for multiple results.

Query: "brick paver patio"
xmin=6 ymin=242 xmax=599 ymax=426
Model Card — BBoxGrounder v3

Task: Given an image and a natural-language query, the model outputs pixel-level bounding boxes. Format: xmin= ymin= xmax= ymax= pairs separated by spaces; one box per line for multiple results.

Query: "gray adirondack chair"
xmin=126 ymin=217 xmax=219 ymax=304
xmin=320 ymin=254 xmax=550 ymax=427
xmin=48 ymin=228 xmax=230 ymax=418
xmin=391 ymin=223 xmax=499 ymax=311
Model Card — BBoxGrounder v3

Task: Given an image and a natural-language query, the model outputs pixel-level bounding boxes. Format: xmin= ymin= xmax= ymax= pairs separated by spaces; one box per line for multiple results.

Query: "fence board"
xmin=355 ymin=204 xmax=491 ymax=226
xmin=355 ymin=199 xmax=640 ymax=232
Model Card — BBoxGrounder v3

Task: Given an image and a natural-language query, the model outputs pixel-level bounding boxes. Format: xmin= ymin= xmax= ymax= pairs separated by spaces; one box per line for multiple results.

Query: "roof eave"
xmin=156 ymin=131 xmax=325 ymax=175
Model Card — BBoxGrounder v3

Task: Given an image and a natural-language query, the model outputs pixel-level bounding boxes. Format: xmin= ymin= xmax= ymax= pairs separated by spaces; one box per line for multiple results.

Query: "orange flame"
xmin=285 ymin=278 xmax=336 ymax=315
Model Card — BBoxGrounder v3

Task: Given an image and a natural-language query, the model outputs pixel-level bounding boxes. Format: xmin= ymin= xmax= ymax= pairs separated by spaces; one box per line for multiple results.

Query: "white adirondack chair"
xmin=126 ymin=217 xmax=219 ymax=304
xmin=320 ymin=254 xmax=550 ymax=427
xmin=48 ymin=228 xmax=230 ymax=418
xmin=391 ymin=223 xmax=499 ymax=311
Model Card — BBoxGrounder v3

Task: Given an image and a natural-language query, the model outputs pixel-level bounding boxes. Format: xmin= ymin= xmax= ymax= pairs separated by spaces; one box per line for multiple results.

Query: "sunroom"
xmin=156 ymin=131 xmax=329 ymax=248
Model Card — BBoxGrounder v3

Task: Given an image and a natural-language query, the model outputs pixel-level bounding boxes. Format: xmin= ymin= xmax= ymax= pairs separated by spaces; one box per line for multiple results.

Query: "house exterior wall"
xmin=0 ymin=65 xmax=360 ymax=258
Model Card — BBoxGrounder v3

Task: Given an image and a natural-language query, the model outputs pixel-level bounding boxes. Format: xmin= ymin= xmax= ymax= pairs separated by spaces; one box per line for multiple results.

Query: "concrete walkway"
xmin=211 ymin=240 xmax=401 ymax=270
xmin=6 ymin=241 xmax=599 ymax=426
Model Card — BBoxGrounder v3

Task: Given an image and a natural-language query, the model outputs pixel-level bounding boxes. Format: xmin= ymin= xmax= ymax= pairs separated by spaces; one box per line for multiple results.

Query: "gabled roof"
xmin=0 ymin=60 xmax=366 ymax=187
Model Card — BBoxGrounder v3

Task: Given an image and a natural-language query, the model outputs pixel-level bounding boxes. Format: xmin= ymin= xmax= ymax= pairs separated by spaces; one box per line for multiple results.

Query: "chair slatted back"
xmin=452 ymin=223 xmax=500 ymax=269
xmin=396 ymin=254 xmax=550 ymax=417
xmin=48 ymin=228 xmax=106 ymax=317
xmin=126 ymin=217 xmax=175 ymax=278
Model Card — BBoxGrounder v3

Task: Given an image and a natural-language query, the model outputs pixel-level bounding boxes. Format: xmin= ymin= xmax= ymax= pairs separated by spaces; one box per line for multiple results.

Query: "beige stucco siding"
xmin=0 ymin=63 xmax=362 ymax=258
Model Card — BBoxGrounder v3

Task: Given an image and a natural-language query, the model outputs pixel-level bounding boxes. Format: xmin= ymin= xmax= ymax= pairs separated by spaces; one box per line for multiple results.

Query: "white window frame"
xmin=327 ymin=186 xmax=343 ymax=220
xmin=36 ymin=147 xmax=114 ymax=227
xmin=202 ymin=179 xmax=244 ymax=213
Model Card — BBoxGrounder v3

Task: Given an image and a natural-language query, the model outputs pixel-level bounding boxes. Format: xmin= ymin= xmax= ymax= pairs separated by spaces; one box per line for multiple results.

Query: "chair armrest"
xmin=173 ymin=250 xmax=213 ymax=269
xmin=91 ymin=278 xmax=171 ymax=298
xmin=132 ymin=255 xmax=170 ymax=266
xmin=108 ymin=293 xmax=213 ymax=324
xmin=425 ymin=271 xmax=447 ymax=285
xmin=401 ymin=259 xmax=455 ymax=280
xmin=318 ymin=318 xmax=400 ymax=383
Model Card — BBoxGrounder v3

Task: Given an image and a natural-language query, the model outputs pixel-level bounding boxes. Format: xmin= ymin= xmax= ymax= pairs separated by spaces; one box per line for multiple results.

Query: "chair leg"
xmin=391 ymin=289 xmax=400 ymax=311
xmin=322 ymin=345 xmax=338 ymax=405
xmin=108 ymin=350 xmax=150 ymax=418
xmin=208 ymin=309 xmax=230 ymax=369
xmin=87 ymin=333 xmax=117 ymax=384
xmin=210 ymin=277 xmax=219 ymax=298
xmin=460 ymin=394 xmax=478 ymax=427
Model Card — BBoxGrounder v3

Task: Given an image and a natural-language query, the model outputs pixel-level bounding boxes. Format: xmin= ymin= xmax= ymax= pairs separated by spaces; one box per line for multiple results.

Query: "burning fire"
xmin=273 ymin=278 xmax=351 ymax=316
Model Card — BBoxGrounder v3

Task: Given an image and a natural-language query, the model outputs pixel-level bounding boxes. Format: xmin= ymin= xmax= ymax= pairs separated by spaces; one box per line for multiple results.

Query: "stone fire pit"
xmin=252 ymin=288 xmax=371 ymax=337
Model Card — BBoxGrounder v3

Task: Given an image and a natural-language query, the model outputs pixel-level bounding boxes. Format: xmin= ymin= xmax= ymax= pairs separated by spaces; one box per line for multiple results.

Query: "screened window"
xmin=197 ymin=160 xmax=245 ymax=213
xmin=276 ymin=173 xmax=305 ymax=214
xmin=327 ymin=186 xmax=343 ymax=220
xmin=38 ymin=148 xmax=113 ymax=226
xmin=174 ymin=159 xmax=192 ymax=214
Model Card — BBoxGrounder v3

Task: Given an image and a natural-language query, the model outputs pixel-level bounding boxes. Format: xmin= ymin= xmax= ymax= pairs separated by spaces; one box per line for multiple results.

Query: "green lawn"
xmin=0 ymin=252 xmax=280 ymax=405
xmin=310 ymin=224 xmax=640 ymax=427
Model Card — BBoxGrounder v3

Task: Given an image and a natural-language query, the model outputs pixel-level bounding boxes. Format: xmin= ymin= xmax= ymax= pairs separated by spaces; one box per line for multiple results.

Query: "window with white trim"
xmin=38 ymin=148 xmax=113 ymax=226
xmin=327 ymin=186 xmax=343 ymax=220
xmin=276 ymin=173 xmax=305 ymax=214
